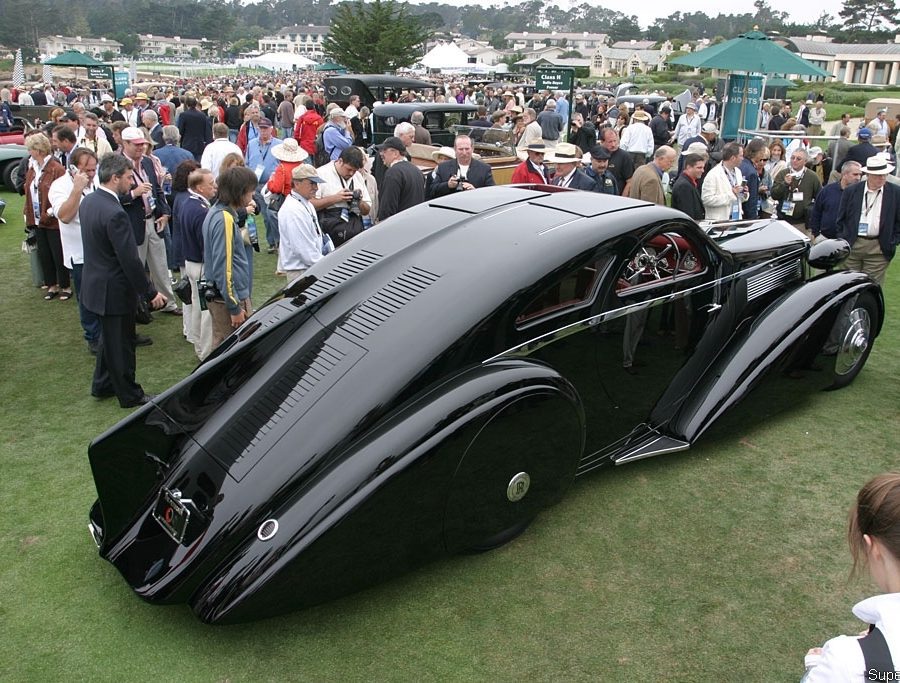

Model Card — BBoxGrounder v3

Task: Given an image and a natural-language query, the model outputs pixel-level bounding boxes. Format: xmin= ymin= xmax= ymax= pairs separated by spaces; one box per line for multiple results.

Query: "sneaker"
xmin=267 ymin=245 xmax=277 ymax=254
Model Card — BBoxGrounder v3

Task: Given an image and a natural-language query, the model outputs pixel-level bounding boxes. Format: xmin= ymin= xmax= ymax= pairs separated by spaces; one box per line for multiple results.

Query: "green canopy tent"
xmin=42 ymin=50 xmax=108 ymax=82
xmin=668 ymin=30 xmax=828 ymax=78
xmin=314 ymin=62 xmax=347 ymax=73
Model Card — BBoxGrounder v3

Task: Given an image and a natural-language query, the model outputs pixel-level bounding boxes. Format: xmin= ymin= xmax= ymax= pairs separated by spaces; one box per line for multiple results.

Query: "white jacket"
xmin=701 ymin=163 xmax=744 ymax=221
xmin=804 ymin=593 xmax=900 ymax=682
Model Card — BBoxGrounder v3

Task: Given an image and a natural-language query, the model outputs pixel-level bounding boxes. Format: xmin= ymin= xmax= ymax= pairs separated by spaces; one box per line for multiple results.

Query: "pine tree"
xmin=322 ymin=0 xmax=434 ymax=73
xmin=839 ymin=0 xmax=898 ymax=32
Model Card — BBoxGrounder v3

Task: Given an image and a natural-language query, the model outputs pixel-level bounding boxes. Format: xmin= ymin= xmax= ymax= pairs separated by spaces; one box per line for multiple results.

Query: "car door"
xmin=512 ymin=221 xmax=722 ymax=464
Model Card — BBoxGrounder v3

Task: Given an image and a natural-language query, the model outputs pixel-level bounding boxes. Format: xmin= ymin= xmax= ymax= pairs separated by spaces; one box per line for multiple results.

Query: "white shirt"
xmin=279 ymin=192 xmax=324 ymax=271
xmin=201 ymin=138 xmax=243 ymax=179
xmin=48 ymin=171 xmax=97 ymax=266
xmin=619 ymin=122 xmax=654 ymax=156
xmin=860 ymin=185 xmax=884 ymax=237
xmin=804 ymin=593 xmax=900 ymax=682
xmin=314 ymin=161 xmax=372 ymax=207
xmin=868 ymin=117 xmax=889 ymax=137
xmin=701 ymin=162 xmax=744 ymax=221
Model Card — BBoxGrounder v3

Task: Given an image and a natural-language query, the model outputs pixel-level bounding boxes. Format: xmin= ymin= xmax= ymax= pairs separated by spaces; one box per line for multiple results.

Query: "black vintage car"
xmin=324 ymin=74 xmax=438 ymax=109
xmin=87 ymin=187 xmax=881 ymax=624
xmin=372 ymin=102 xmax=478 ymax=145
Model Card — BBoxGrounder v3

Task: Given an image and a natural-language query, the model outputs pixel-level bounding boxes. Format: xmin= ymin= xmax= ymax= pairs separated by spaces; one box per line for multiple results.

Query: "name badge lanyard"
xmin=724 ymin=167 xmax=740 ymax=219
xmin=860 ymin=188 xmax=882 ymax=237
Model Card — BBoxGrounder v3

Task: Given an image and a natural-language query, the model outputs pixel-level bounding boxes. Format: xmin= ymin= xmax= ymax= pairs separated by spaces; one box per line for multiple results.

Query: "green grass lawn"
xmin=1 ymin=189 xmax=898 ymax=681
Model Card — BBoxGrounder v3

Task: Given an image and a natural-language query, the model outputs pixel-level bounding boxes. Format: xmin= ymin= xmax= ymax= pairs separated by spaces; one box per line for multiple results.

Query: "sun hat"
xmin=271 ymin=137 xmax=309 ymax=162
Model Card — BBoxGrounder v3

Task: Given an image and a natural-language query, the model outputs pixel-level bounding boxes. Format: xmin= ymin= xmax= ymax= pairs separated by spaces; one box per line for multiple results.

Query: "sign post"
xmin=536 ymin=67 xmax=575 ymax=142
xmin=721 ymin=73 xmax=765 ymax=141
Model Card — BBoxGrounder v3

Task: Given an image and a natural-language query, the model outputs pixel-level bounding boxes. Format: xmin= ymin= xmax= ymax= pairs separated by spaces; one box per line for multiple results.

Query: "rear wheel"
xmin=1 ymin=160 xmax=16 ymax=191
xmin=830 ymin=292 xmax=878 ymax=389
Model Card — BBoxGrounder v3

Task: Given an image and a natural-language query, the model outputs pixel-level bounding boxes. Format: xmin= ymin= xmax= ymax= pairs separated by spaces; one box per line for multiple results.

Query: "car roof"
xmin=373 ymin=103 xmax=478 ymax=116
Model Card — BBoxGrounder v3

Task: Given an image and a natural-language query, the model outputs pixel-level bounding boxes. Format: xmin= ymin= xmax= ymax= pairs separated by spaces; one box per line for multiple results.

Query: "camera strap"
xmin=859 ymin=625 xmax=893 ymax=676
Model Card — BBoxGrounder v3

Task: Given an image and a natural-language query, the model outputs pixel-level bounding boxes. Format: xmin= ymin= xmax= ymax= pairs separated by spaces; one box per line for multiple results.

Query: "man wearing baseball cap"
xmin=377 ymin=136 xmax=424 ymax=221
xmin=278 ymin=164 xmax=330 ymax=282
xmin=841 ymin=127 xmax=879 ymax=171
xmin=836 ymin=155 xmax=900 ymax=285
xmin=584 ymin=145 xmax=618 ymax=195
xmin=118 ymin=126 xmax=178 ymax=316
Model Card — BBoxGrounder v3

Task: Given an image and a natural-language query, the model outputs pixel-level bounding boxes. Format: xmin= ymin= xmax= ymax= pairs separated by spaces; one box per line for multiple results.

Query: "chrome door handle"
xmin=702 ymin=303 xmax=722 ymax=313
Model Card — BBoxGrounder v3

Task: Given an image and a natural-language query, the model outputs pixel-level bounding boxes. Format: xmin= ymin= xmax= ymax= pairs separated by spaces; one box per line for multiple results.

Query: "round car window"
xmin=340 ymin=86 xmax=352 ymax=96
xmin=327 ymin=86 xmax=337 ymax=96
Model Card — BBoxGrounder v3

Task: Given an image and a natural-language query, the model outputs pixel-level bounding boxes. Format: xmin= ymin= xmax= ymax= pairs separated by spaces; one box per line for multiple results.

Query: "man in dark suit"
xmin=671 ymin=153 xmax=706 ymax=220
xmin=427 ymin=135 xmax=495 ymax=198
xmin=80 ymin=153 xmax=166 ymax=408
xmin=836 ymin=155 xmax=900 ymax=286
xmin=547 ymin=143 xmax=597 ymax=191
xmin=177 ymin=95 xmax=213 ymax=162
xmin=377 ymin=136 xmax=425 ymax=221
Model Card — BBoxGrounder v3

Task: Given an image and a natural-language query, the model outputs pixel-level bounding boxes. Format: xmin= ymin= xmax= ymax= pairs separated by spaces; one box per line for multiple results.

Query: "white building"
xmin=776 ymin=35 xmax=900 ymax=85
xmin=455 ymin=38 xmax=506 ymax=66
xmin=590 ymin=46 xmax=667 ymax=79
xmin=258 ymin=25 xmax=329 ymax=59
xmin=505 ymin=31 xmax=609 ymax=55
xmin=138 ymin=34 xmax=213 ymax=59
xmin=39 ymin=35 xmax=122 ymax=59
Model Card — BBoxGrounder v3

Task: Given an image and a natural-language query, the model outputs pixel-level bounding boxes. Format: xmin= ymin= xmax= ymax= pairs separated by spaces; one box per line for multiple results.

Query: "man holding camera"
xmin=311 ymin=146 xmax=371 ymax=247
xmin=771 ymin=148 xmax=821 ymax=233
xmin=427 ymin=135 xmax=495 ymax=199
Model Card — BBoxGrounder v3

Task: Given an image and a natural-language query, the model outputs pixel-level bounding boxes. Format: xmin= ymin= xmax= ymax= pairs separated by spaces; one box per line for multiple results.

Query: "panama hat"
xmin=546 ymin=143 xmax=581 ymax=164
xmin=864 ymin=155 xmax=895 ymax=175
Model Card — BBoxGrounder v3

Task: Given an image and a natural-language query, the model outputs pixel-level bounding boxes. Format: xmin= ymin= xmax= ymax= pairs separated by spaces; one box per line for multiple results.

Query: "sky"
xmin=590 ymin=2 xmax=846 ymax=30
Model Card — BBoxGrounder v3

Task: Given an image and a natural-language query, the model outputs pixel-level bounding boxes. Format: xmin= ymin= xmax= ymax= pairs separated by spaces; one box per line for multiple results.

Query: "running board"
xmin=613 ymin=435 xmax=690 ymax=465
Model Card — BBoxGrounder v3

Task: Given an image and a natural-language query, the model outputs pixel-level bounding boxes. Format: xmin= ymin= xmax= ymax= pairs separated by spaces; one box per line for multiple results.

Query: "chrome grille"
xmin=746 ymin=259 xmax=801 ymax=301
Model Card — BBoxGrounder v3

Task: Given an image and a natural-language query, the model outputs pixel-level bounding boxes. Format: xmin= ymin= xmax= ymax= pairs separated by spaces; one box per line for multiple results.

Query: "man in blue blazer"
xmin=836 ymin=155 xmax=900 ymax=285
xmin=427 ymin=135 xmax=496 ymax=198
xmin=80 ymin=154 xmax=167 ymax=408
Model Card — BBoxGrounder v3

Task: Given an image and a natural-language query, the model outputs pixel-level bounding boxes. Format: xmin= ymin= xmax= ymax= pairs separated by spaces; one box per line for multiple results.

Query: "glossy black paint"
xmin=87 ymin=187 xmax=883 ymax=623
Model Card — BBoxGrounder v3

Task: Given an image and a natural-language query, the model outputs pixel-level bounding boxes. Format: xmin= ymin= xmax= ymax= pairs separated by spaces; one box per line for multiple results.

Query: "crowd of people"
xmin=6 ymin=72 xmax=900 ymax=407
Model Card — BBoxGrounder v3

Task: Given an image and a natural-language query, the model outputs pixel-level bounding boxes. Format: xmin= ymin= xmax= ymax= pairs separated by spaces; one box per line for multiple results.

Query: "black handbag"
xmin=318 ymin=208 xmax=364 ymax=247
xmin=267 ymin=193 xmax=286 ymax=213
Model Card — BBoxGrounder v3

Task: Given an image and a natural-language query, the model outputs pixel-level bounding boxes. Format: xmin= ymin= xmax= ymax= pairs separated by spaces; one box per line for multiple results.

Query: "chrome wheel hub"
xmin=835 ymin=308 xmax=870 ymax=376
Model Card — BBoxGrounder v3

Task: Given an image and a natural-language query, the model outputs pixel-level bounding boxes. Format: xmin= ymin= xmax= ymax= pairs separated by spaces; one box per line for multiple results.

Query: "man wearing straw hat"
xmin=511 ymin=143 xmax=550 ymax=185
xmin=547 ymin=143 xmax=597 ymax=191
xmin=836 ymin=155 xmax=900 ymax=285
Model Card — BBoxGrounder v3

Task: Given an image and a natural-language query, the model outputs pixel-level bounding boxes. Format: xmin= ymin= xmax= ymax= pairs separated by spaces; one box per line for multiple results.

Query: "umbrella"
xmin=42 ymin=49 xmax=105 ymax=67
xmin=43 ymin=49 xmax=107 ymax=85
xmin=12 ymin=49 xmax=24 ymax=87
xmin=669 ymin=30 xmax=829 ymax=77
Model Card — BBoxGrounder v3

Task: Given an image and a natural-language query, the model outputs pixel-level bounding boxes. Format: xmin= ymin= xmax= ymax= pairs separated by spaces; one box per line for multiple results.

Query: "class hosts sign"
xmin=721 ymin=74 xmax=764 ymax=140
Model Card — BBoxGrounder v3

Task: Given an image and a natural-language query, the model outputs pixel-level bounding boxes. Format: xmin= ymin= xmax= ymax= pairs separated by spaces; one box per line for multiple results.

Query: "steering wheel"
xmin=622 ymin=234 xmax=681 ymax=286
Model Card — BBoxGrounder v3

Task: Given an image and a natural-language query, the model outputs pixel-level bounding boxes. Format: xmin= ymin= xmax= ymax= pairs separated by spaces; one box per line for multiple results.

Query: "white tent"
xmin=420 ymin=42 xmax=494 ymax=72
xmin=235 ymin=52 xmax=315 ymax=72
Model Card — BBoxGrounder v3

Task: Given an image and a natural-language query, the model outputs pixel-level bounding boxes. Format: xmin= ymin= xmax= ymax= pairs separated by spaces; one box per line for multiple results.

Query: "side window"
xmin=516 ymin=258 xmax=609 ymax=327
xmin=615 ymin=228 xmax=705 ymax=297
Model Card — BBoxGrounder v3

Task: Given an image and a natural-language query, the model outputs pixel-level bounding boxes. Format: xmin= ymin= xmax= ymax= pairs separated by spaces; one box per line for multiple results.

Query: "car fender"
xmin=189 ymin=359 xmax=584 ymax=624
xmin=670 ymin=271 xmax=882 ymax=442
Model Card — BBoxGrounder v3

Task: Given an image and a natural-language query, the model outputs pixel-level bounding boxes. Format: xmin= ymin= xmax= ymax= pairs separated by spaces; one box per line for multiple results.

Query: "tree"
xmin=839 ymin=0 xmax=898 ymax=32
xmin=322 ymin=0 xmax=434 ymax=73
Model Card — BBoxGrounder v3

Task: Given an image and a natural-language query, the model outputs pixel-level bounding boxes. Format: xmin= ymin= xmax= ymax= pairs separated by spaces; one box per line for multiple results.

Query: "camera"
xmin=351 ymin=189 xmax=362 ymax=202
xmin=197 ymin=279 xmax=221 ymax=311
